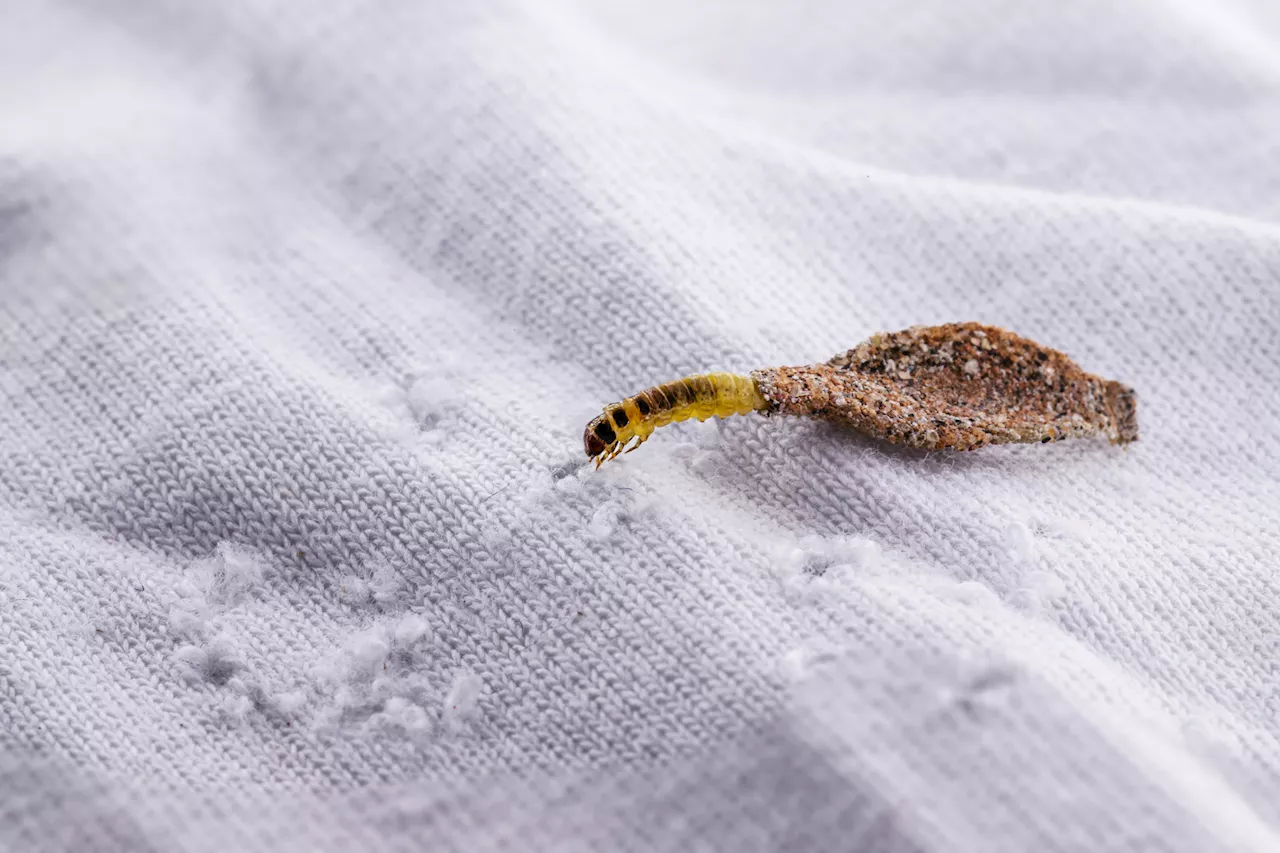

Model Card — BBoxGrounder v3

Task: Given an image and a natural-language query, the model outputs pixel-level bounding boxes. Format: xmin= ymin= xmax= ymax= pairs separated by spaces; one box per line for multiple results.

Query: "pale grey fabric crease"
xmin=2 ymin=1 xmax=1278 ymax=851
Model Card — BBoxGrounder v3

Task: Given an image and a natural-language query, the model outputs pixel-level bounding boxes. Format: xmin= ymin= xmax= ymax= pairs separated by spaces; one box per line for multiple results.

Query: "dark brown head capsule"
xmin=584 ymin=416 xmax=615 ymax=457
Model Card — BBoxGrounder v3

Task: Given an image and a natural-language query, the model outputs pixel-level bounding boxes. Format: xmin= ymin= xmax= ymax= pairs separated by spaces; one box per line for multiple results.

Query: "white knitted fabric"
xmin=2 ymin=1 xmax=1279 ymax=851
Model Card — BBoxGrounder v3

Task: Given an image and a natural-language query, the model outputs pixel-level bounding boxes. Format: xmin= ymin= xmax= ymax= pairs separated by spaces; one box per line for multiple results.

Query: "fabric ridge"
xmin=1 ymin=1 xmax=1278 ymax=851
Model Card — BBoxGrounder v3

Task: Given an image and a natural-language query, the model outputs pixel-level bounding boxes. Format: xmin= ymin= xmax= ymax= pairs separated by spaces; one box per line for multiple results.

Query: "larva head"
xmin=583 ymin=416 xmax=615 ymax=459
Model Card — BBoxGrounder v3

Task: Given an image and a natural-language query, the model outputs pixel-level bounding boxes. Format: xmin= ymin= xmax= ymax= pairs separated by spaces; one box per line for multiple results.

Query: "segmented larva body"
xmin=583 ymin=323 xmax=1140 ymax=468
xmin=584 ymin=372 xmax=768 ymax=467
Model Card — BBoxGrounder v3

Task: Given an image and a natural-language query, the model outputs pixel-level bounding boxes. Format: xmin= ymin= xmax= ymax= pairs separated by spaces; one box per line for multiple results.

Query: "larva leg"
xmin=584 ymin=373 xmax=767 ymax=469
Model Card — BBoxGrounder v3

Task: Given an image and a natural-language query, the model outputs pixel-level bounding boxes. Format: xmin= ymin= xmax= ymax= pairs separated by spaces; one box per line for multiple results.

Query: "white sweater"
xmin=1 ymin=1 xmax=1277 ymax=850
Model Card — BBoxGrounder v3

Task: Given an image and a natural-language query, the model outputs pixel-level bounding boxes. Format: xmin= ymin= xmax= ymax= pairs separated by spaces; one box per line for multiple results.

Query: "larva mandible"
xmin=583 ymin=322 xmax=1138 ymax=468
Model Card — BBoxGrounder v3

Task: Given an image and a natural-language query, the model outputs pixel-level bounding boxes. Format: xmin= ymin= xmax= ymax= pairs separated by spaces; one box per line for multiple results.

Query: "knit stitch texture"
xmin=2 ymin=1 xmax=1279 ymax=851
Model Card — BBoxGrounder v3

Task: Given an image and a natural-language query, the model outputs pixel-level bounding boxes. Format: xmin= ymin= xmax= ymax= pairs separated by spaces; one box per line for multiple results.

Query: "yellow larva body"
xmin=583 ymin=323 xmax=1139 ymax=469
xmin=584 ymin=372 xmax=767 ymax=467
